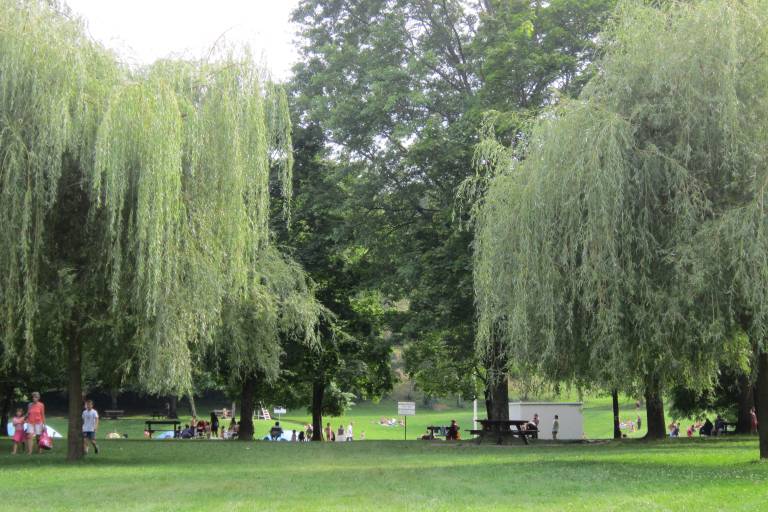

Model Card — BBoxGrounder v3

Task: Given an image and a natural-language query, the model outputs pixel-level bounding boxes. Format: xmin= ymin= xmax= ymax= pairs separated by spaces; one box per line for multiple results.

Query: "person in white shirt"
xmin=82 ymin=400 xmax=100 ymax=454
xmin=552 ymin=415 xmax=560 ymax=441
xmin=346 ymin=422 xmax=353 ymax=441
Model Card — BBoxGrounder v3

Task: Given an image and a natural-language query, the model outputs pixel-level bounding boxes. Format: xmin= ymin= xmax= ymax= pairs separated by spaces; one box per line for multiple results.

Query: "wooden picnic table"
xmin=426 ymin=425 xmax=448 ymax=438
xmin=476 ymin=419 xmax=536 ymax=445
xmin=145 ymin=420 xmax=181 ymax=438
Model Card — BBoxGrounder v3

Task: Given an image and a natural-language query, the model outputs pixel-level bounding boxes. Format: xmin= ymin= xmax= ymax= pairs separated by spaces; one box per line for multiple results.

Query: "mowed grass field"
xmin=1 ymin=436 xmax=766 ymax=511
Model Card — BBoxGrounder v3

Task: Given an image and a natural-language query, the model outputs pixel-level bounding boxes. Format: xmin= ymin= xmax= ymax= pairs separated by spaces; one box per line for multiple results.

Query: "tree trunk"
xmin=110 ymin=389 xmax=118 ymax=410
xmin=0 ymin=382 xmax=14 ymax=437
xmin=484 ymin=333 xmax=509 ymax=421
xmin=67 ymin=335 xmax=84 ymax=461
xmin=757 ymin=351 xmax=768 ymax=459
xmin=311 ymin=379 xmax=324 ymax=441
xmin=644 ymin=377 xmax=666 ymax=440
xmin=167 ymin=396 xmax=178 ymax=419
xmin=485 ymin=372 xmax=509 ymax=421
xmin=188 ymin=393 xmax=198 ymax=419
xmin=735 ymin=373 xmax=754 ymax=434
xmin=238 ymin=376 xmax=256 ymax=441
xmin=612 ymin=389 xmax=621 ymax=439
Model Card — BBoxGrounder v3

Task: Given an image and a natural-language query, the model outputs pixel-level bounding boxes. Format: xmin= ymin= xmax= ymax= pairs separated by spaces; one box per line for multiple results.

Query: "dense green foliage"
xmin=290 ymin=0 xmax=616 ymax=404
xmin=0 ymin=0 xmax=314 ymax=456
xmin=472 ymin=0 xmax=768 ymax=440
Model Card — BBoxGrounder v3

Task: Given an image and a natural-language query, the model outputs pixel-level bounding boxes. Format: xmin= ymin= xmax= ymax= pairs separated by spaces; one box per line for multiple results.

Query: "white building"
xmin=508 ymin=402 xmax=584 ymax=440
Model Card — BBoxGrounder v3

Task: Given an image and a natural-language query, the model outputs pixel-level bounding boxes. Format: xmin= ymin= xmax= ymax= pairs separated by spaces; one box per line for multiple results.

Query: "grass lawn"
xmin=1 ymin=436 xmax=766 ymax=511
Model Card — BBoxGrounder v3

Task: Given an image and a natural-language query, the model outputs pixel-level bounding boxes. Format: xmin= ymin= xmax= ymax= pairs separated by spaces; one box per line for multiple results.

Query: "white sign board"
xmin=274 ymin=407 xmax=287 ymax=415
xmin=397 ymin=401 xmax=416 ymax=416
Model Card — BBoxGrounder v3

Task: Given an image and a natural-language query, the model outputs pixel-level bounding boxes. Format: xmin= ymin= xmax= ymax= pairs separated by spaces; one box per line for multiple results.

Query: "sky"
xmin=66 ymin=0 xmax=302 ymax=80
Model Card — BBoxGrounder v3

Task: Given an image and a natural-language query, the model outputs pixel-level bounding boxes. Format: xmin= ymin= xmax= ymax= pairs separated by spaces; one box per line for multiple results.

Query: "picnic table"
xmin=103 ymin=409 xmax=124 ymax=420
xmin=473 ymin=419 xmax=537 ymax=445
xmin=425 ymin=425 xmax=448 ymax=439
xmin=145 ymin=420 xmax=181 ymax=439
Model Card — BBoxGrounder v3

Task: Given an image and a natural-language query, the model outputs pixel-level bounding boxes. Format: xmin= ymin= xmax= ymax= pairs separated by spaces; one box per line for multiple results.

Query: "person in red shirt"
xmin=26 ymin=391 xmax=46 ymax=455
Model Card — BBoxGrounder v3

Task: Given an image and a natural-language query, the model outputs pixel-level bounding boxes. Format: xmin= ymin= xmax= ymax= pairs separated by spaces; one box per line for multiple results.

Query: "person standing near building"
xmin=552 ymin=415 xmax=560 ymax=441
xmin=26 ymin=391 xmax=46 ymax=454
xmin=82 ymin=400 xmax=100 ymax=454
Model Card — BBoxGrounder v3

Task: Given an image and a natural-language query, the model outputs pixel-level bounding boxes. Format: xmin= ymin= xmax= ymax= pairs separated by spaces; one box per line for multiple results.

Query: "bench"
xmin=145 ymin=420 xmax=181 ymax=439
xmin=103 ymin=409 xmax=125 ymax=420
xmin=151 ymin=411 xmax=165 ymax=419
xmin=212 ymin=408 xmax=231 ymax=419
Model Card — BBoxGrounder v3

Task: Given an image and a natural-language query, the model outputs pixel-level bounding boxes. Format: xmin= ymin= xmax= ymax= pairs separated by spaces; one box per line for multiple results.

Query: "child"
xmin=552 ymin=415 xmax=560 ymax=440
xmin=11 ymin=408 xmax=25 ymax=455
xmin=82 ymin=399 xmax=100 ymax=454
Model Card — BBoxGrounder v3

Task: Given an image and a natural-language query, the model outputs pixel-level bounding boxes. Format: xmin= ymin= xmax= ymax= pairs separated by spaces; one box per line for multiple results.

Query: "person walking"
xmin=82 ymin=399 xmax=100 ymax=454
xmin=552 ymin=415 xmax=560 ymax=441
xmin=11 ymin=408 xmax=25 ymax=455
xmin=26 ymin=391 xmax=46 ymax=454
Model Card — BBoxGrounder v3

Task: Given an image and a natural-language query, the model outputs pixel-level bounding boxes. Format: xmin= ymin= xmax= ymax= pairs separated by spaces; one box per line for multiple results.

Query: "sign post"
xmin=274 ymin=406 xmax=287 ymax=422
xmin=397 ymin=401 xmax=416 ymax=441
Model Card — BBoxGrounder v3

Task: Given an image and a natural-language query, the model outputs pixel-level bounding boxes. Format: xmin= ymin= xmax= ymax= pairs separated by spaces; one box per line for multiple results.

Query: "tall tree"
xmin=472 ymin=0 xmax=760 ymax=439
xmin=0 ymin=1 xmax=291 ymax=459
xmin=291 ymin=0 xmax=615 ymax=416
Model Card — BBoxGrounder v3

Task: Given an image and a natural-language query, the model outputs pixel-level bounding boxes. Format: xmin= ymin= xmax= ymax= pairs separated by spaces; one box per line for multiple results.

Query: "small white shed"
xmin=508 ymin=402 xmax=584 ymax=440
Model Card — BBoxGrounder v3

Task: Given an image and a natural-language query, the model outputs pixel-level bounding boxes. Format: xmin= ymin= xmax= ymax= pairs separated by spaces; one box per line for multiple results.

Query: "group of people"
xmin=10 ymin=391 xmax=47 ymax=455
xmin=175 ymin=412 xmax=239 ymax=439
xmin=10 ymin=392 xmax=100 ymax=456
xmin=378 ymin=417 xmax=404 ymax=427
xmin=322 ymin=421 xmax=358 ymax=441
xmin=261 ymin=421 xmax=363 ymax=442
xmin=523 ymin=413 xmax=561 ymax=440
xmin=669 ymin=409 xmax=759 ymax=438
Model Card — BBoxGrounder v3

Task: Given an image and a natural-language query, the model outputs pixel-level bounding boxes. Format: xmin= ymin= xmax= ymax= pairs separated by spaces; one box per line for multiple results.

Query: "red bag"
xmin=38 ymin=429 xmax=53 ymax=450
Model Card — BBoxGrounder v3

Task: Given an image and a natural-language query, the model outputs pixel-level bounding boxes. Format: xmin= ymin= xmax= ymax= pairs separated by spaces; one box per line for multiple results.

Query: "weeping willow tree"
xmin=0 ymin=1 xmax=294 ymax=459
xmin=216 ymin=245 xmax=327 ymax=440
xmin=472 ymin=0 xmax=766 ymax=440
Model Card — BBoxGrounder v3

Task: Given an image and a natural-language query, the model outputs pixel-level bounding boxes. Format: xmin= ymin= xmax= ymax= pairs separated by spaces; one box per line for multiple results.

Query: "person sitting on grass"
xmin=298 ymin=430 xmax=305 ymax=442
xmin=421 ymin=428 xmax=435 ymax=441
xmin=291 ymin=430 xmax=297 ymax=442
xmin=270 ymin=421 xmax=283 ymax=441
xmin=180 ymin=424 xmax=194 ymax=439
xmin=700 ymin=417 xmax=713 ymax=436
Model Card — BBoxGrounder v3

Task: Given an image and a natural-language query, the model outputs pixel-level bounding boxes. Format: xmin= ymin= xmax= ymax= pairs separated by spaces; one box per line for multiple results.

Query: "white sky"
xmin=66 ymin=0 xmax=302 ymax=80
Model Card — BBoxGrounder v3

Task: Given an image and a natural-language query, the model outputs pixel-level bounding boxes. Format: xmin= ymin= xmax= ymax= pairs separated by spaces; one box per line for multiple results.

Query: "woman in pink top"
xmin=26 ymin=391 xmax=46 ymax=454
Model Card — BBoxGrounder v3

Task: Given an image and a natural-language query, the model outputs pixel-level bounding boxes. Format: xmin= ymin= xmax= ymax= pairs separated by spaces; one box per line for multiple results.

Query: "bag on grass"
xmin=38 ymin=429 xmax=53 ymax=450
